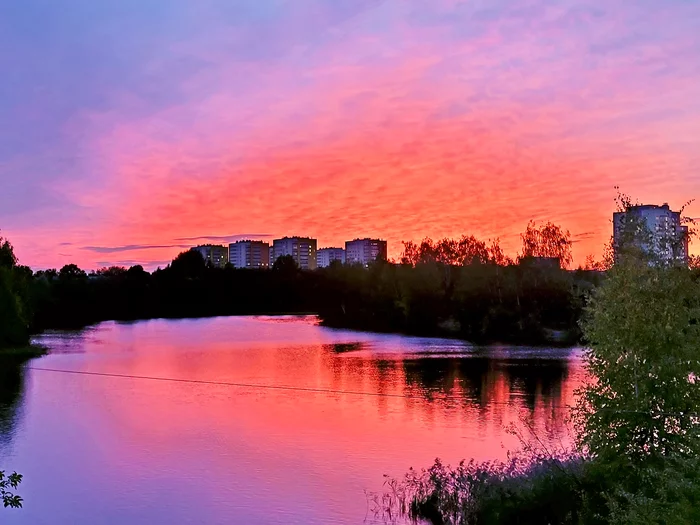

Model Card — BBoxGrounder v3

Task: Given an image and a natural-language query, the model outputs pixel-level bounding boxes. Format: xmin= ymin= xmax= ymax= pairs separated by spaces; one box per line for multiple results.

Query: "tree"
xmin=58 ymin=264 xmax=87 ymax=280
xmin=577 ymin=256 xmax=700 ymax=521
xmin=578 ymin=259 xmax=700 ymax=463
xmin=0 ymin=471 xmax=22 ymax=508
xmin=577 ymin=194 xmax=700 ymax=520
xmin=0 ymin=235 xmax=17 ymax=269
xmin=272 ymin=254 xmax=298 ymax=273
xmin=94 ymin=266 xmax=127 ymax=278
xmin=0 ymin=234 xmax=29 ymax=348
xmin=519 ymin=221 xmax=573 ymax=268
xmin=169 ymin=250 xmax=206 ymax=279
xmin=0 ymin=268 xmax=27 ymax=348
xmin=400 ymin=236 xmax=509 ymax=267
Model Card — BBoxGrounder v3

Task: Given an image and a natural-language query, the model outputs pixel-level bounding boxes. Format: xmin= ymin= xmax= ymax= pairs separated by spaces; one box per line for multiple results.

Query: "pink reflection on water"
xmin=9 ymin=316 xmax=586 ymax=524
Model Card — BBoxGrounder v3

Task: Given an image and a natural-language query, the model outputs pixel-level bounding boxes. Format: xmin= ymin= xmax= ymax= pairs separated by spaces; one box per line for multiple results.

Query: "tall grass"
xmin=369 ymin=452 xmax=587 ymax=525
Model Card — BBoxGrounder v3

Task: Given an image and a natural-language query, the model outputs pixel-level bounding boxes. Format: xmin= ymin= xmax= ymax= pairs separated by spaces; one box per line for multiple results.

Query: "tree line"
xmin=0 ymin=221 xmax=606 ymax=347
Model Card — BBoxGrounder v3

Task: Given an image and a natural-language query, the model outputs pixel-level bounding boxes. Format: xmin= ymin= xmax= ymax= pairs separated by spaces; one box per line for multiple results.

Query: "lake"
xmin=0 ymin=316 xmax=585 ymax=524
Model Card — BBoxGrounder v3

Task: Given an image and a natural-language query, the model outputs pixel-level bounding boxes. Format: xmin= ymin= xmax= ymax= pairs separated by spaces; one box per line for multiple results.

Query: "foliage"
xmin=0 ymin=236 xmax=31 ymax=349
xmin=15 ymin=226 xmax=594 ymax=345
xmin=0 ymin=269 xmax=27 ymax=348
xmin=573 ymin=191 xmax=700 ymax=522
xmin=520 ymin=220 xmax=573 ymax=268
xmin=272 ymin=254 xmax=299 ymax=273
xmin=317 ymin=257 xmax=591 ymax=344
xmin=600 ymin=455 xmax=700 ymax=525
xmin=376 ymin=193 xmax=699 ymax=524
xmin=370 ymin=427 xmax=590 ymax=525
xmin=169 ymin=250 xmax=206 ymax=279
xmin=577 ymin=261 xmax=700 ymax=464
xmin=0 ymin=236 xmax=18 ymax=269
xmin=400 ymin=236 xmax=510 ymax=267
xmin=0 ymin=471 xmax=22 ymax=509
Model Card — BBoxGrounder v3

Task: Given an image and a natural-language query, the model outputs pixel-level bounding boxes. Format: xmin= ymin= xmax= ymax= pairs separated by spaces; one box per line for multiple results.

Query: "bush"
xmin=370 ymin=450 xmax=590 ymax=525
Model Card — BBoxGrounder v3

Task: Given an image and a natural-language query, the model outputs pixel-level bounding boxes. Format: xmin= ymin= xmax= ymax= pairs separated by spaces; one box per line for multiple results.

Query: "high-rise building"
xmin=191 ymin=245 xmax=228 ymax=268
xmin=345 ymin=238 xmax=388 ymax=266
xmin=613 ymin=203 xmax=689 ymax=266
xmin=317 ymin=247 xmax=345 ymax=268
xmin=271 ymin=237 xmax=318 ymax=270
xmin=229 ymin=240 xmax=270 ymax=269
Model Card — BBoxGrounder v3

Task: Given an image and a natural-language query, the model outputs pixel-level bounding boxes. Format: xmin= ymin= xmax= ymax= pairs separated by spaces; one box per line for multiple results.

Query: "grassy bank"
xmin=371 ymin=452 xmax=700 ymax=525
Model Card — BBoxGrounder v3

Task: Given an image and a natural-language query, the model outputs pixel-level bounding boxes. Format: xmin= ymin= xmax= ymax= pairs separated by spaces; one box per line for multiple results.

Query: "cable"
xmin=26 ymin=366 xmax=699 ymax=417
xmin=27 ymin=366 xmax=568 ymax=406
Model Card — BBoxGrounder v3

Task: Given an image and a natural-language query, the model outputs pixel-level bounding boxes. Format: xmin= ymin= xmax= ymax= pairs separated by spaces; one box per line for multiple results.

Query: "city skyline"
xmin=3 ymin=203 xmax=698 ymax=271
xmin=1 ymin=1 xmax=699 ymax=271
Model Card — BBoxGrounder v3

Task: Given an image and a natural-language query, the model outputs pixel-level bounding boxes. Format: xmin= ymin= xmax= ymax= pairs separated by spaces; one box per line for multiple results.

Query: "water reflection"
xmin=0 ymin=360 xmax=27 ymax=451
xmin=5 ymin=317 xmax=584 ymax=525
xmin=318 ymin=341 xmax=574 ymax=430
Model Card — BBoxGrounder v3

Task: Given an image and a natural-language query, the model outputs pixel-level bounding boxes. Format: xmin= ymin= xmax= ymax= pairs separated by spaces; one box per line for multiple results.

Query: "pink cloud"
xmin=5 ymin=0 xmax=699 ymax=269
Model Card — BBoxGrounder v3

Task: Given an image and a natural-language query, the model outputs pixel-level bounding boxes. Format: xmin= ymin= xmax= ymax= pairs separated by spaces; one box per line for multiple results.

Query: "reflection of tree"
xmin=400 ymin=355 xmax=570 ymax=415
xmin=403 ymin=358 xmax=490 ymax=400
xmin=323 ymin=343 xmax=363 ymax=353
xmin=503 ymin=360 xmax=568 ymax=409
xmin=0 ymin=360 xmax=26 ymax=450
xmin=320 ymin=343 xmax=577 ymax=437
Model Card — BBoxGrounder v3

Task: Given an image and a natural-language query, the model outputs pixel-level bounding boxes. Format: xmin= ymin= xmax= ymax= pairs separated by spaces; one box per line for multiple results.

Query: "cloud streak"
xmin=1 ymin=0 xmax=699 ymax=269
xmin=82 ymin=244 xmax=192 ymax=254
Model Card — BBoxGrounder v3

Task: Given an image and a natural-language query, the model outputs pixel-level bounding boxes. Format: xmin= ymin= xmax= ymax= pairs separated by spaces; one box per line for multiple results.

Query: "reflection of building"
xmin=229 ymin=240 xmax=270 ymax=269
xmin=317 ymin=247 xmax=345 ymax=268
xmin=345 ymin=238 xmax=387 ymax=266
xmin=271 ymin=237 xmax=318 ymax=269
xmin=191 ymin=245 xmax=228 ymax=268
xmin=613 ymin=203 xmax=688 ymax=265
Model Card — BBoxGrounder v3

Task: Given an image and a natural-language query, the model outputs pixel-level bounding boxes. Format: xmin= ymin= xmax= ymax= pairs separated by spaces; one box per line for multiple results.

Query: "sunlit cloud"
xmin=1 ymin=0 xmax=699 ymax=269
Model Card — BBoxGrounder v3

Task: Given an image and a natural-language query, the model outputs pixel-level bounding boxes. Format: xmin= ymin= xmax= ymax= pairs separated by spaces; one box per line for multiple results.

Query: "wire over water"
xmin=26 ymin=366 xmax=699 ymax=416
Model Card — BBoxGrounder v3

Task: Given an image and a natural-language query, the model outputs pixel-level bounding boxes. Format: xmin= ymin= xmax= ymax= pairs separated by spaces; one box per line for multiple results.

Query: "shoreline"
xmin=32 ymin=311 xmax=580 ymax=348
xmin=0 ymin=344 xmax=49 ymax=360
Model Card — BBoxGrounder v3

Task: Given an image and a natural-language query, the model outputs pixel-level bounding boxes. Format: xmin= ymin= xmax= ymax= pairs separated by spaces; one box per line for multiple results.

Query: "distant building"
xmin=271 ymin=237 xmax=318 ymax=270
xmin=345 ymin=238 xmax=388 ymax=266
xmin=229 ymin=240 xmax=270 ymax=269
xmin=191 ymin=245 xmax=228 ymax=268
xmin=613 ymin=203 xmax=689 ymax=266
xmin=317 ymin=247 xmax=345 ymax=268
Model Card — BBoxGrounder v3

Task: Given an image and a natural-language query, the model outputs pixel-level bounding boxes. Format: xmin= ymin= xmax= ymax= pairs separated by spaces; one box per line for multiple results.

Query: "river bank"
xmin=0 ymin=345 xmax=47 ymax=360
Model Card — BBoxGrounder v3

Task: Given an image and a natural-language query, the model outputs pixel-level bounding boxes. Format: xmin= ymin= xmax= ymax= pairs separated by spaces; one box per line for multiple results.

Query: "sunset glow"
xmin=2 ymin=0 xmax=699 ymax=270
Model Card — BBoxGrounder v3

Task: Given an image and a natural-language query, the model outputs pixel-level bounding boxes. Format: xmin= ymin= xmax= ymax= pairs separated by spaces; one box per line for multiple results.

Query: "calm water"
xmin=0 ymin=316 xmax=585 ymax=524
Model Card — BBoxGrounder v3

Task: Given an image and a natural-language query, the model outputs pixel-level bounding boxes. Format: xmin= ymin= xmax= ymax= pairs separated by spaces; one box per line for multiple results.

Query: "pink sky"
xmin=1 ymin=0 xmax=699 ymax=270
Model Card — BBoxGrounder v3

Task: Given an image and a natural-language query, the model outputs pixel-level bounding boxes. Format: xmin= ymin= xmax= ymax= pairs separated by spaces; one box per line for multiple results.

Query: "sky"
xmin=1 ymin=0 xmax=699 ymax=271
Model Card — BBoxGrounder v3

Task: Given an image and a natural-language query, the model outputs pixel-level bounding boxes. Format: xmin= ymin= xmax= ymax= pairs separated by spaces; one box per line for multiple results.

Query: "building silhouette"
xmin=345 ymin=238 xmax=388 ymax=266
xmin=271 ymin=237 xmax=318 ymax=270
xmin=317 ymin=247 xmax=345 ymax=268
xmin=229 ymin=240 xmax=270 ymax=269
xmin=191 ymin=245 xmax=228 ymax=268
xmin=613 ymin=203 xmax=689 ymax=266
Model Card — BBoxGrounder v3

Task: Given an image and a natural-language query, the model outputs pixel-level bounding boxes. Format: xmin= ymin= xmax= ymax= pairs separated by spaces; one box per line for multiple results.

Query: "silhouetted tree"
xmin=93 ymin=266 xmax=127 ymax=278
xmin=519 ymin=221 xmax=573 ymax=268
xmin=0 ymin=235 xmax=17 ymax=270
xmin=59 ymin=264 xmax=87 ymax=281
xmin=272 ymin=254 xmax=298 ymax=273
xmin=401 ymin=236 xmax=509 ymax=267
xmin=0 ymin=235 xmax=30 ymax=348
xmin=169 ymin=250 xmax=206 ymax=279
